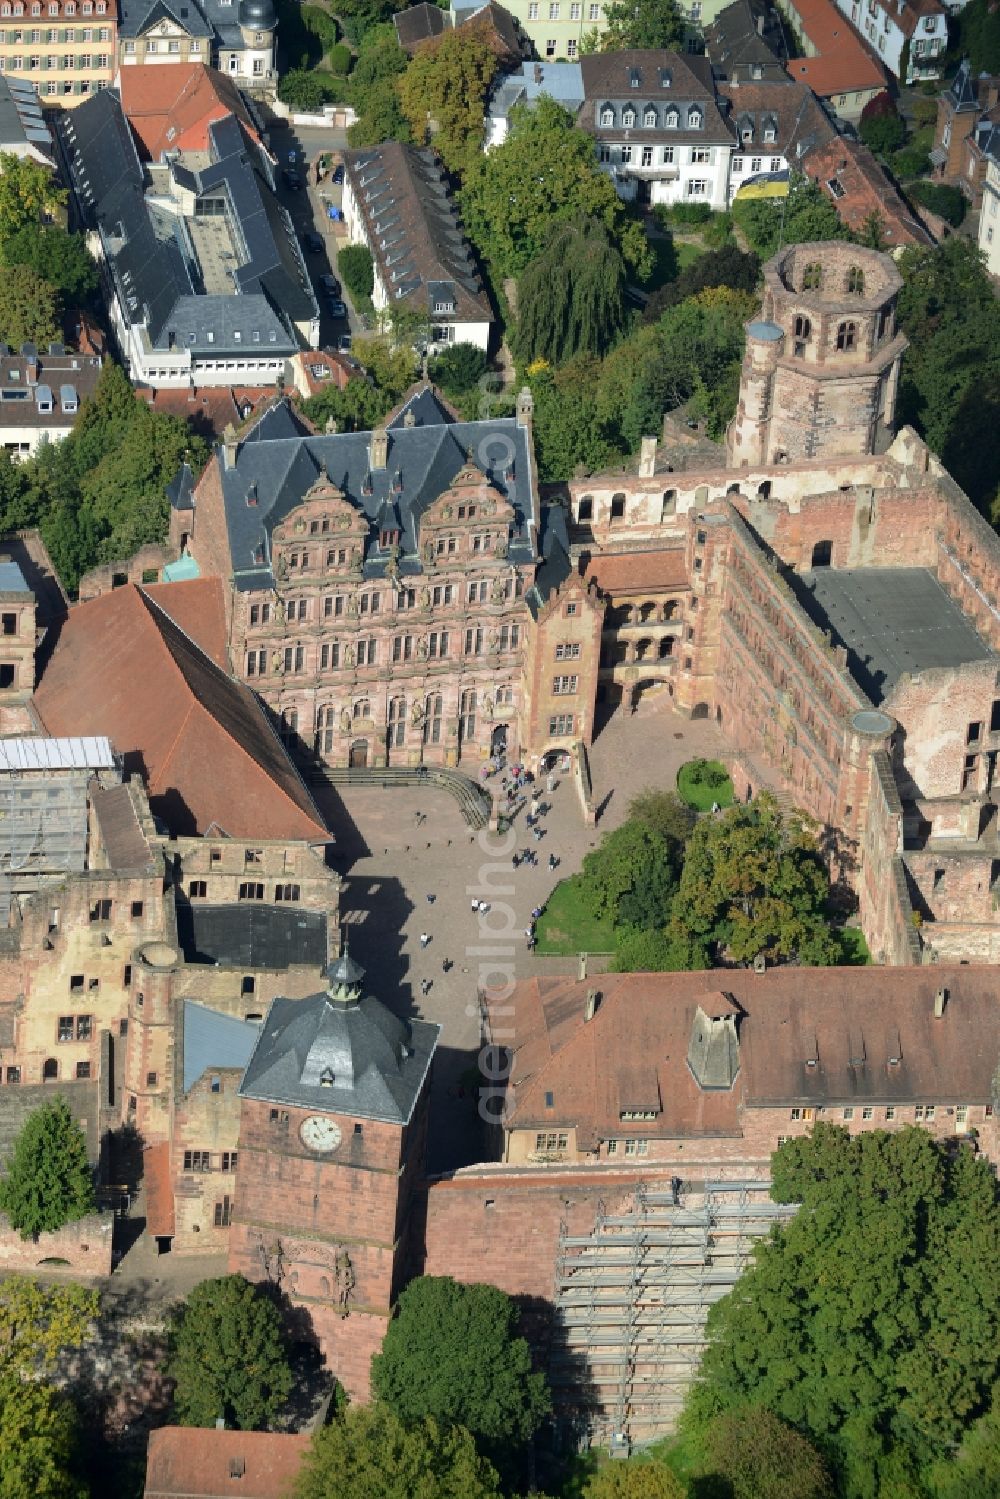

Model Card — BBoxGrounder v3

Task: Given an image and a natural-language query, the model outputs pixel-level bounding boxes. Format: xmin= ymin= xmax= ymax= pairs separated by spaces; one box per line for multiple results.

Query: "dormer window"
xmin=763 ymin=124 xmax=776 ymax=141
xmin=644 ymin=105 xmax=657 ymax=127
xmin=380 ymin=527 xmax=400 ymax=548
xmin=629 ymin=66 xmax=640 ymax=87
xmin=622 ymin=107 xmax=635 ymax=128
xmin=320 ymin=1068 xmax=335 ymax=1086
xmin=659 ymin=67 xmax=671 ymax=87
xmin=688 ymin=107 xmax=703 ymax=129
xmin=600 ymin=104 xmax=614 ymax=127
xmin=665 ymin=107 xmax=679 ymax=128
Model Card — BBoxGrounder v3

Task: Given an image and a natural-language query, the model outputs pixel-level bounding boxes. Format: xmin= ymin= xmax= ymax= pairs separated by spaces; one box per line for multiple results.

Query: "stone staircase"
xmin=309 ymin=764 xmax=491 ymax=830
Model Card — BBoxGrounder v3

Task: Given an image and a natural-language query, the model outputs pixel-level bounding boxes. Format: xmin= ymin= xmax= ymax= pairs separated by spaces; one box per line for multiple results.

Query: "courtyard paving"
xmin=326 ymin=699 xmax=729 ymax=1173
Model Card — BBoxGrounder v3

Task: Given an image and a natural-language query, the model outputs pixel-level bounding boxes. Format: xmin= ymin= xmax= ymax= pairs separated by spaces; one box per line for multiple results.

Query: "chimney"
xmin=584 ymin=989 xmax=601 ymax=1022
xmin=370 ymin=426 xmax=388 ymax=471
xmin=403 ymin=408 xmax=416 ymax=428
xmin=639 ymin=435 xmax=657 ymax=477
xmin=325 ymin=415 xmax=338 ymax=434
xmin=222 ymin=423 xmax=238 ymax=470
xmin=516 ymin=386 xmax=533 ymax=429
xmin=577 ymin=951 xmax=587 ymax=982
xmin=934 ymin=986 xmax=947 ymax=1019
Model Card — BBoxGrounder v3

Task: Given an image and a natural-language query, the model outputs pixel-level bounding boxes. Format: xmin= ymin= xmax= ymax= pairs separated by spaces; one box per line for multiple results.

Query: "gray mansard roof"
xmin=58 ymin=92 xmax=308 ymax=358
xmin=220 ymin=390 xmax=537 ymax=592
xmin=118 ymin=0 xmax=275 ymax=49
xmin=239 ymin=986 xmax=439 ymax=1124
xmin=580 ymin=50 xmax=732 ymax=142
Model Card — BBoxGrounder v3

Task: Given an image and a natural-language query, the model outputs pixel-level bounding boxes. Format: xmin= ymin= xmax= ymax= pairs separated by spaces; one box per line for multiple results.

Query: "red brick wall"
xmin=0 ymin=1209 xmax=113 ymax=1277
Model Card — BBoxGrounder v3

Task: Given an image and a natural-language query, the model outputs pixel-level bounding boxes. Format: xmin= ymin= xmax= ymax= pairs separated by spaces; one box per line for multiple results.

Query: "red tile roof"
xmin=137 ymin=386 xmax=272 ymax=442
xmin=782 ymin=0 xmax=886 ymax=97
xmin=33 ymin=585 xmax=328 ymax=843
xmin=585 ymin=550 xmax=688 ymax=594
xmin=142 ymin=577 xmax=229 ymax=669
xmin=143 ymin=1143 xmax=174 ymax=1239
xmin=144 ymin=1428 xmax=310 ymax=1499
xmin=498 ymin=966 xmax=1000 ymax=1150
xmin=120 ymin=63 xmax=261 ymax=162
xmin=802 ymin=136 xmax=934 ymax=246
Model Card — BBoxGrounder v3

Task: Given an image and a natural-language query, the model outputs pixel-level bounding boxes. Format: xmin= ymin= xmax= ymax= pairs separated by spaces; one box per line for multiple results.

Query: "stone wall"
xmin=77 ymin=544 xmax=176 ymax=602
xmin=0 ymin=1207 xmax=113 ymax=1277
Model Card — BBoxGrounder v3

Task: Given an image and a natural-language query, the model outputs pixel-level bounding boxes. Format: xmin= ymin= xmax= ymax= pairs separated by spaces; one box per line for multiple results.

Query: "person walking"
xmin=471 ymin=898 xmax=480 ymax=913
xmin=419 ymin=932 xmax=431 ymax=948
xmin=420 ymin=978 xmax=431 ymax=997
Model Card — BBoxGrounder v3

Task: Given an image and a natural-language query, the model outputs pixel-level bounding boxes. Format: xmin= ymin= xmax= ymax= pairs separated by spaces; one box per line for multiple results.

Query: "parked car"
xmin=336 ymin=332 xmax=353 ymax=353
xmin=327 ymin=298 xmax=348 ymax=319
xmin=303 ymin=231 xmax=324 ymax=254
xmin=332 ymin=163 xmax=345 ymax=184
xmin=282 ymin=168 xmax=303 ymax=191
xmin=320 ymin=273 xmax=341 ymax=297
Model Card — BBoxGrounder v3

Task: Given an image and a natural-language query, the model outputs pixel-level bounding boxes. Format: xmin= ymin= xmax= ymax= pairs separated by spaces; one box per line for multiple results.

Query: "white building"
xmin=0 ymin=343 xmax=101 ymax=459
xmin=578 ymin=50 xmax=734 ymax=210
xmin=831 ymin=0 xmax=948 ymax=84
xmin=117 ymin=0 xmax=276 ymax=91
xmin=980 ymin=150 xmax=1000 ymax=279
xmin=342 ymin=143 xmax=494 ymax=355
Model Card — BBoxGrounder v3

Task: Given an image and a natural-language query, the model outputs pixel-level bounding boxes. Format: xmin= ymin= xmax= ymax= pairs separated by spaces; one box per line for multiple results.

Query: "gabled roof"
xmin=141 ymin=576 xmax=229 ymax=667
xmin=705 ymin=0 xmax=783 ymax=73
xmin=801 ymin=135 xmax=934 ymax=246
xmin=119 ymin=0 xmax=213 ymax=40
xmin=144 ymin=1428 xmax=310 ymax=1499
xmin=782 ymin=0 xmax=887 ymax=96
xmin=343 ymin=141 xmax=492 ymax=325
xmin=719 ymin=77 xmax=837 ymax=160
xmin=213 ymin=400 xmax=536 ymax=591
xmin=33 ymin=583 xmax=328 ymax=842
xmin=119 ymin=63 xmax=261 ymax=161
xmin=394 ymin=0 xmax=449 ymax=50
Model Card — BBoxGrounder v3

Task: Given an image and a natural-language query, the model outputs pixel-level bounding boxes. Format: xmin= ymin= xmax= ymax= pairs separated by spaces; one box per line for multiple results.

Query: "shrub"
xmin=654 ymin=201 xmax=713 ymax=227
xmin=907 ymin=180 xmax=967 ymax=227
xmin=301 ymin=3 xmax=338 ymax=49
xmin=427 ymin=342 xmax=488 ymax=396
xmin=892 ymin=144 xmax=931 ymax=179
xmin=277 ymin=69 xmax=338 ymax=110
xmin=328 ymin=41 xmax=351 ymax=73
xmin=337 ymin=243 xmax=375 ymax=301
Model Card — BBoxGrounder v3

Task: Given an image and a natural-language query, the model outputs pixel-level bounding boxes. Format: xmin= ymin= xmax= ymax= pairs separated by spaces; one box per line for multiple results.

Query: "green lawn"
xmin=838 ymin=927 xmax=871 ymax=966
xmin=641 ymin=233 xmax=705 ymax=292
xmin=677 ymin=759 xmax=734 ymax=812
xmin=535 ymin=876 xmax=615 ymax=956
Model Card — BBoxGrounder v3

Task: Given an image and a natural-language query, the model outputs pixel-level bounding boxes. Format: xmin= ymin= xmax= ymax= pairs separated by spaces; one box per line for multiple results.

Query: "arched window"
xmin=577 ymin=494 xmax=593 ymax=522
xmin=802 ymin=262 xmax=822 ymax=290
xmin=622 ymin=107 xmax=635 ymax=127
xmin=353 ymin=697 xmax=370 ymax=720
xmin=600 ymin=104 xmax=614 ymax=127
xmin=794 ymin=315 xmax=811 ymax=340
xmin=388 ymin=696 xmax=406 ymax=748
xmin=665 ymin=107 xmax=679 ymax=128
xmin=811 ymin=540 xmax=833 ymax=567
xmin=643 ymin=105 xmax=657 ymax=127
xmin=687 ymin=107 xmax=702 ymax=129
xmin=43 ymin=1058 xmax=58 ymax=1080
xmin=836 ymin=320 xmax=857 ymax=352
xmin=424 ymin=693 xmax=443 ymax=744
xmin=846 ymin=266 xmax=865 ymax=294
xmin=459 ymin=689 xmax=477 ymax=744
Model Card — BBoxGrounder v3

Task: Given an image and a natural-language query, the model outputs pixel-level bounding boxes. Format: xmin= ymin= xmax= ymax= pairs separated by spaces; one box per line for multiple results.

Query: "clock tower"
xmin=228 ymin=950 xmax=439 ymax=1399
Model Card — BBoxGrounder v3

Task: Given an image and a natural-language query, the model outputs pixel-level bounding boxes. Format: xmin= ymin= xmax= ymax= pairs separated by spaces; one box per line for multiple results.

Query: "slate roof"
xmin=216 ymin=395 xmax=536 ymax=592
xmin=182 ymin=1000 xmax=262 ymax=1093
xmin=0 ymin=76 xmax=53 ymax=162
xmin=59 ymin=90 xmax=309 ymax=359
xmin=33 ymin=583 xmax=328 ymax=841
xmin=486 ymin=59 xmax=585 ymax=126
xmin=719 ymin=77 xmax=837 ymax=162
xmin=239 ymin=983 xmax=439 ymax=1124
xmin=704 ymin=0 xmax=785 ymax=75
xmin=343 ymin=142 xmax=492 ymax=326
xmin=796 ymin=566 xmax=992 ymax=704
xmin=580 ymin=50 xmax=731 ymax=142
xmin=394 ymin=0 xmax=449 ymax=50
xmin=119 ymin=0 xmax=275 ymax=48
xmin=176 ymin=902 xmax=329 ymax=970
xmin=498 ymin=967 xmax=1000 ymax=1149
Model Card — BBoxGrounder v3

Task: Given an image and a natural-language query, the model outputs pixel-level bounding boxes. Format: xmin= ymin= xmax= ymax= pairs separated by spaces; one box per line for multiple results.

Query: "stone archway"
xmin=349 ymin=739 xmax=369 ymax=768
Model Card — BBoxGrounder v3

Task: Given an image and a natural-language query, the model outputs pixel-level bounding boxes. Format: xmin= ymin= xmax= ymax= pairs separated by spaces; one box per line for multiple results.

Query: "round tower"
xmin=123 ymin=941 xmax=179 ymax=1145
xmin=238 ymin=0 xmax=276 ymax=77
xmin=726 ymin=242 xmax=907 ymax=469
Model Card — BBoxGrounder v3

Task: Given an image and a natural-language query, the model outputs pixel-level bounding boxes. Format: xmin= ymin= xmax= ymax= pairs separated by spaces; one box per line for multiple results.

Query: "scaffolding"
xmin=550 ymin=1178 xmax=796 ymax=1448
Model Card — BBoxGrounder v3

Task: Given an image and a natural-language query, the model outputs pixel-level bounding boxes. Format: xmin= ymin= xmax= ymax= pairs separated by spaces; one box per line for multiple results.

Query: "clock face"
xmin=299 ymin=1116 xmax=342 ymax=1153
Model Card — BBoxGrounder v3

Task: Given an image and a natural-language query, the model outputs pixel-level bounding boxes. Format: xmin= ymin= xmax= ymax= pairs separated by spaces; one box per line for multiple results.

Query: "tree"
xmin=527 ymin=358 xmax=622 ymax=482
xmin=0 ymin=153 xmax=65 ymax=239
xmin=0 ymin=1276 xmax=97 ymax=1376
xmin=930 ymin=1388 xmax=1000 ymax=1499
xmin=427 ymin=342 xmax=487 ymax=397
xmin=0 ymin=1098 xmax=95 ymax=1238
xmin=397 ymin=24 xmax=498 ymax=176
xmin=580 ymin=818 xmax=683 ymax=931
xmin=955 ymin=0 xmax=1000 ymax=75
xmin=166 ymin=1274 xmax=293 ymax=1430
xmin=0 ymin=264 xmax=60 ymax=349
xmin=352 ymin=335 xmax=418 ymax=400
xmin=668 ymin=793 xmax=841 ymax=965
xmin=686 ymin=1126 xmax=1000 ymax=1499
xmin=628 ymin=789 xmax=696 ymax=844
xmin=613 ymin=925 xmax=706 ymax=973
xmin=732 ymin=172 xmax=845 ymax=259
xmin=301 ymin=376 xmax=389 ymax=434
xmin=644 ymin=243 xmax=760 ymax=321
xmin=516 ymin=219 xmax=627 ymax=365
xmin=337 ymin=244 xmax=374 ymax=303
xmin=583 ymin=1462 xmax=684 ymax=1498
xmin=461 ymin=97 xmax=652 ymax=280
xmin=895 ymin=236 xmax=1000 ymax=512
xmin=346 ymin=26 xmax=410 ymax=147
xmin=0 ymin=226 xmax=97 ymax=305
xmin=859 ymin=92 xmax=905 ymax=156
xmin=907 ymin=180 xmax=967 ymax=228
xmin=0 ymin=1377 xmax=87 ymax=1499
xmin=700 ymin=1406 xmax=833 ymax=1499
xmin=369 ymin=1276 xmax=550 ymax=1455
xmin=296 ymin=1406 xmax=502 ymax=1499
xmin=277 ymin=69 xmax=342 ymax=111
xmin=600 ymin=0 xmax=684 ymax=49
